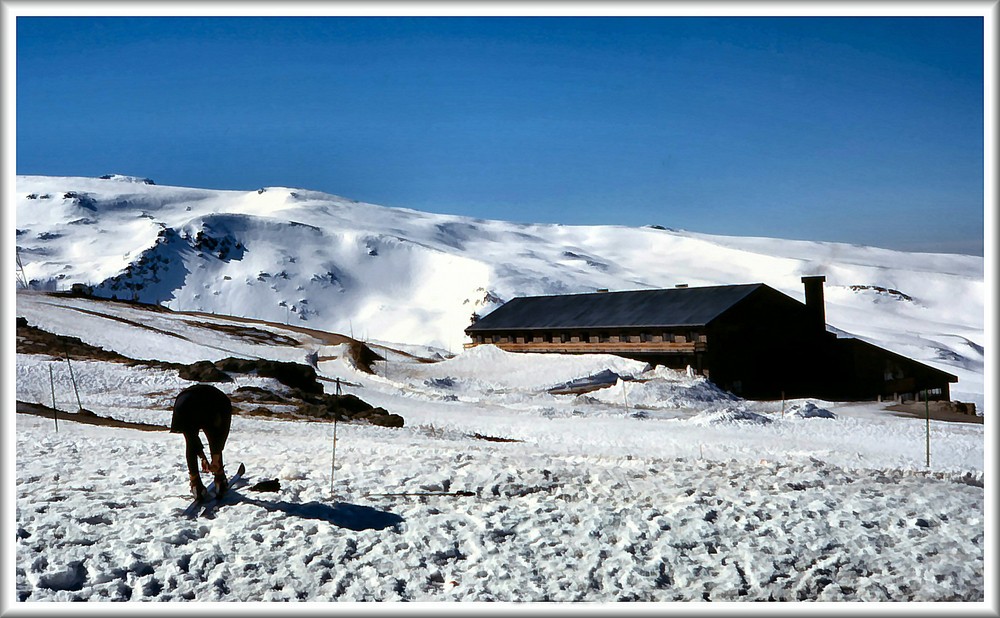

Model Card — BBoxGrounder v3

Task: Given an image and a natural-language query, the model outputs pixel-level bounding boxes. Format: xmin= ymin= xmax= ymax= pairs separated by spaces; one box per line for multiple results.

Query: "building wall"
xmin=830 ymin=338 xmax=954 ymax=401
xmin=703 ymin=286 xmax=828 ymax=399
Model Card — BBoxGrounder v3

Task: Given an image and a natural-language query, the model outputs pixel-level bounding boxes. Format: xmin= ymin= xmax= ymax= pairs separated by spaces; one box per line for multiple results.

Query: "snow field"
xmin=14 ymin=414 xmax=983 ymax=602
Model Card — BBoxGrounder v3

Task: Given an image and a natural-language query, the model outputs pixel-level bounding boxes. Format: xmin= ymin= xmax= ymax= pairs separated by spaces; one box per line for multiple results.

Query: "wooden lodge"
xmin=465 ymin=276 xmax=957 ymax=401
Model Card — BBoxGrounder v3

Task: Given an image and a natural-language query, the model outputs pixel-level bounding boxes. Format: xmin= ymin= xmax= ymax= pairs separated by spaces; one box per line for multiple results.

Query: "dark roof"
xmin=466 ymin=284 xmax=766 ymax=332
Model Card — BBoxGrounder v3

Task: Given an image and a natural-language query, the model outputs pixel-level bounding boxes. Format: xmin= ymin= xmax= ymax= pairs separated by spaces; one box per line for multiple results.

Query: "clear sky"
xmin=15 ymin=15 xmax=986 ymax=255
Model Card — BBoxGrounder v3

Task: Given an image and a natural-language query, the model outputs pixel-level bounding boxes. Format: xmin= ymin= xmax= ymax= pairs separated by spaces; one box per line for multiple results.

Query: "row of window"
xmin=472 ymin=331 xmax=708 ymax=345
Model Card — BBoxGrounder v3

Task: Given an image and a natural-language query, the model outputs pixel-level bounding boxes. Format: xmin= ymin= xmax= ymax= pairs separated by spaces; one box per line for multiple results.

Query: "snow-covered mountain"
xmin=14 ymin=174 xmax=985 ymax=398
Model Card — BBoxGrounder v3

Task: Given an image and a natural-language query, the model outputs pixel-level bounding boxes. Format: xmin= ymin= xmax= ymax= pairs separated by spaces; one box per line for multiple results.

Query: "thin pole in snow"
xmin=15 ymin=247 xmax=29 ymax=289
xmin=331 ymin=409 xmax=339 ymax=501
xmin=332 ymin=377 xmax=342 ymax=500
xmin=48 ymin=364 xmax=58 ymax=432
xmin=622 ymin=380 xmax=629 ymax=413
xmin=63 ymin=346 xmax=83 ymax=412
xmin=925 ymin=389 xmax=931 ymax=467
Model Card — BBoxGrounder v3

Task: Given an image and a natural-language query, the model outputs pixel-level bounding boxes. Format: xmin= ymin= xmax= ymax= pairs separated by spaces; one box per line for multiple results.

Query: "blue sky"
xmin=15 ymin=16 xmax=985 ymax=255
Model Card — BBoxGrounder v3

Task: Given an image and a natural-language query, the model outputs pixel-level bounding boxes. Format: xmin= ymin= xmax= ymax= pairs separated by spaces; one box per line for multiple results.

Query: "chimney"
xmin=801 ymin=275 xmax=826 ymax=333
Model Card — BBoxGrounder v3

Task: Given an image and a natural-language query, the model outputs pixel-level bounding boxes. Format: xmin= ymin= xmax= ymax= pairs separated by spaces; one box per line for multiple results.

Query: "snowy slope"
xmin=11 ymin=291 xmax=986 ymax=602
xmin=15 ymin=175 xmax=985 ymax=398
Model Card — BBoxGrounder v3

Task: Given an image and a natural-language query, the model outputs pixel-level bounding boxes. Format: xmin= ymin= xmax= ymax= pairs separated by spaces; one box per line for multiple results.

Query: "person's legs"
xmin=184 ymin=432 xmax=208 ymax=500
xmin=205 ymin=398 xmax=232 ymax=494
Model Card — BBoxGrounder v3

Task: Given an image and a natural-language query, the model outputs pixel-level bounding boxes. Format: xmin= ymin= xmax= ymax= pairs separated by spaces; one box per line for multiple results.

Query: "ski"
xmin=199 ymin=463 xmax=249 ymax=518
xmin=182 ymin=462 xmax=246 ymax=518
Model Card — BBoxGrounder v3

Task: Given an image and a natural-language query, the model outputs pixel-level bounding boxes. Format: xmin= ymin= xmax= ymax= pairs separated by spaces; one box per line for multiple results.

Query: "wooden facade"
xmin=465 ymin=278 xmax=958 ymax=402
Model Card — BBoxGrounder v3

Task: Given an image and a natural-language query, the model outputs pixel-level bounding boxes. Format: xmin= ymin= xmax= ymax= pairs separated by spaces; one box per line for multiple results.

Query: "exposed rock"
xmin=345 ymin=340 xmax=383 ymax=373
xmin=177 ymin=360 xmax=232 ymax=383
xmin=213 ymin=357 xmax=321 ymax=393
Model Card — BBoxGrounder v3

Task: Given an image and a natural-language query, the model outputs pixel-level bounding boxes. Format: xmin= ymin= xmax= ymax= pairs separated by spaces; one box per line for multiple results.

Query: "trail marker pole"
xmin=925 ymin=389 xmax=930 ymax=468
xmin=331 ymin=378 xmax=341 ymax=500
xmin=331 ymin=410 xmax=339 ymax=501
xmin=48 ymin=365 xmax=58 ymax=432
xmin=63 ymin=347 xmax=83 ymax=412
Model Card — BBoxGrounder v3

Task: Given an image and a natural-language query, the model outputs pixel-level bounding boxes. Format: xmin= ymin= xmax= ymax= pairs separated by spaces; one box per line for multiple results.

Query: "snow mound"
xmin=587 ymin=366 xmax=738 ymax=409
xmin=787 ymin=402 xmax=837 ymax=419
xmin=548 ymin=369 xmax=622 ymax=394
xmin=418 ymin=345 xmax=648 ymax=391
xmin=689 ymin=406 xmax=774 ymax=426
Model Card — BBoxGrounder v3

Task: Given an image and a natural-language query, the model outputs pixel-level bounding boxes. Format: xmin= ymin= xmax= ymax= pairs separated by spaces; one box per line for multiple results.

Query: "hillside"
xmin=15 ymin=174 xmax=985 ymax=401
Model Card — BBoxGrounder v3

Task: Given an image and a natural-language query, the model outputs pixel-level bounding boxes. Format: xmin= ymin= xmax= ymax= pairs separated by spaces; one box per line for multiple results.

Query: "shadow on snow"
xmin=206 ymin=491 xmax=404 ymax=531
